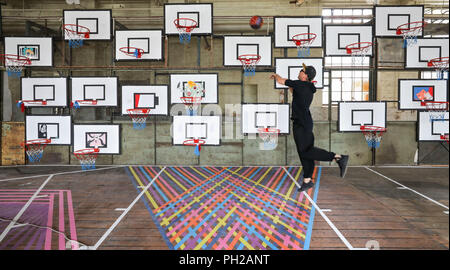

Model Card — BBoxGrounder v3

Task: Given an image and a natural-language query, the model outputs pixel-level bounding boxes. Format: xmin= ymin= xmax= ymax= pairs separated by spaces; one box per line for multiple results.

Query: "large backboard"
xmin=274 ymin=17 xmax=323 ymax=48
xmin=121 ymin=85 xmax=169 ymax=115
xmin=73 ymin=124 xmax=121 ymax=154
xmin=172 ymin=116 xmax=221 ymax=145
xmin=241 ymin=104 xmax=290 ymax=135
xmin=375 ymin=5 xmax=424 ymax=37
xmin=223 ymin=36 xmax=272 ymax=66
xmin=274 ymin=58 xmax=324 ymax=89
xmin=405 ymin=38 xmax=449 ymax=69
xmin=170 ymin=73 xmax=218 ymax=104
xmin=398 ymin=79 xmax=448 ymax=110
xmin=325 ymin=25 xmax=373 ymax=56
xmin=71 ymin=77 xmax=118 ymax=107
xmin=63 ymin=9 xmax=112 ymax=40
xmin=338 ymin=102 xmax=387 ymax=132
xmin=164 ymin=3 xmax=213 ymax=35
xmin=21 ymin=77 xmax=67 ymax=107
xmin=4 ymin=37 xmax=53 ymax=67
xmin=25 ymin=115 xmax=72 ymax=145
xmin=418 ymin=111 xmax=449 ymax=141
xmin=115 ymin=30 xmax=163 ymax=61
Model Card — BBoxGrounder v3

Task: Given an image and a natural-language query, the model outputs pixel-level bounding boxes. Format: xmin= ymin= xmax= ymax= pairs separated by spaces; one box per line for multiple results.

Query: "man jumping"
xmin=270 ymin=64 xmax=349 ymax=192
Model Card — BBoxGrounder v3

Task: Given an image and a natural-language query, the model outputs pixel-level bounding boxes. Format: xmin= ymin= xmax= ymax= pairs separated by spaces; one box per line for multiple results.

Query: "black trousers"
xmin=293 ymin=122 xmax=335 ymax=179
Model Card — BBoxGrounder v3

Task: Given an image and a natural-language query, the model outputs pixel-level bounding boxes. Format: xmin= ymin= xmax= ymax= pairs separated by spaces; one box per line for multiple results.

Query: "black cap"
xmin=302 ymin=63 xmax=316 ymax=81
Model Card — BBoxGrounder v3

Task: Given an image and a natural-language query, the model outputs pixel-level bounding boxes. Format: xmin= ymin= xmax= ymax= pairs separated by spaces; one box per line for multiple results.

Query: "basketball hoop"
xmin=422 ymin=101 xmax=449 ymax=122
xmin=441 ymin=134 xmax=449 ymax=143
xmin=360 ymin=126 xmax=386 ymax=149
xmin=127 ymin=108 xmax=151 ymax=130
xmin=70 ymin=100 xmax=98 ymax=109
xmin=292 ymin=33 xmax=317 ymax=57
xmin=16 ymin=100 xmax=47 ymax=112
xmin=346 ymin=42 xmax=372 ymax=66
xmin=21 ymin=139 xmax=51 ymax=163
xmin=238 ymin=54 xmax=261 ymax=77
xmin=74 ymin=148 xmax=100 ymax=170
xmin=183 ymin=138 xmax=206 ymax=156
xmin=174 ymin=18 xmax=197 ymax=44
xmin=258 ymin=128 xmax=280 ymax=150
xmin=181 ymin=97 xmax=202 ymax=116
xmin=119 ymin=47 xmax=144 ymax=59
xmin=0 ymin=54 xmax=31 ymax=78
xmin=179 ymin=80 xmax=204 ymax=116
xmin=428 ymin=57 xmax=449 ymax=80
xmin=396 ymin=21 xmax=425 ymax=48
xmin=63 ymin=24 xmax=91 ymax=48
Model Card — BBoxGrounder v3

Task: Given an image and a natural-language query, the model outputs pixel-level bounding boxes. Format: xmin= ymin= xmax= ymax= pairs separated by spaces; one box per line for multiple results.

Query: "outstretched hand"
xmin=269 ymin=73 xmax=278 ymax=80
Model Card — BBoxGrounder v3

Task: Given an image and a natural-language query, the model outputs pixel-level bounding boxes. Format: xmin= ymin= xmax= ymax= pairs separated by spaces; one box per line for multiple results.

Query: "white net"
xmin=4 ymin=56 xmax=31 ymax=77
xmin=361 ymin=127 xmax=385 ymax=149
xmin=397 ymin=22 xmax=424 ymax=48
xmin=179 ymin=81 xmax=204 ymax=115
xmin=64 ymin=24 xmax=90 ymax=48
xmin=74 ymin=149 xmax=99 ymax=170
xmin=22 ymin=139 xmax=50 ymax=163
xmin=175 ymin=19 xmax=197 ymax=44
xmin=428 ymin=57 xmax=449 ymax=80
xmin=239 ymin=55 xmax=260 ymax=77
xmin=258 ymin=128 xmax=280 ymax=150
xmin=347 ymin=43 xmax=371 ymax=66
xmin=424 ymin=102 xmax=449 ymax=122
xmin=293 ymin=33 xmax=316 ymax=57
xmin=127 ymin=109 xmax=150 ymax=130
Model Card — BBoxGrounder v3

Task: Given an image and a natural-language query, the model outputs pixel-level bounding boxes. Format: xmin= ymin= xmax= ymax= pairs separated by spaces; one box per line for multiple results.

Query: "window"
xmin=421 ymin=70 xmax=449 ymax=80
xmin=322 ymin=8 xmax=373 ymax=24
xmin=424 ymin=7 xmax=450 ymax=25
xmin=323 ymin=56 xmax=370 ymax=105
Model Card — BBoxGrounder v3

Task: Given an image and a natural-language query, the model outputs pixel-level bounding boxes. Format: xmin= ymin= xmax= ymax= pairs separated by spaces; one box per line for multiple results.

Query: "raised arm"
xmin=270 ymin=73 xmax=287 ymax=86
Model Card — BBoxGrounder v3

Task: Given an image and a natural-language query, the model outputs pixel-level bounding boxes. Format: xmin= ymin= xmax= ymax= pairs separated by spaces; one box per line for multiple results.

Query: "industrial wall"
xmin=1 ymin=0 xmax=448 ymax=166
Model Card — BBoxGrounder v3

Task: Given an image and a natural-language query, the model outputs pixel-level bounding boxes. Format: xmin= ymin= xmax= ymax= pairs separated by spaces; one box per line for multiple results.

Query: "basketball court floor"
xmin=0 ymin=165 xmax=447 ymax=250
xmin=0 ymin=0 xmax=449 ymax=254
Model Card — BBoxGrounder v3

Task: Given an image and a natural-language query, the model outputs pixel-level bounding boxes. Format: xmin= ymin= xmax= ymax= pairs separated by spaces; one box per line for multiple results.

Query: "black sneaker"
xmin=298 ymin=181 xmax=315 ymax=192
xmin=337 ymin=155 xmax=349 ymax=178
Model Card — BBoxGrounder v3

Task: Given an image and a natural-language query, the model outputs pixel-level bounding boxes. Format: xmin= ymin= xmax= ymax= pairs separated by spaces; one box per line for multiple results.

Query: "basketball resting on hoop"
xmin=270 ymin=64 xmax=349 ymax=192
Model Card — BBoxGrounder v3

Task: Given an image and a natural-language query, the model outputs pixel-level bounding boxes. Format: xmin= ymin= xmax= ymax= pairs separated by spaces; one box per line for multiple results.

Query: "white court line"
xmin=0 ymin=174 xmax=54 ymax=243
xmin=0 ymin=165 xmax=126 ymax=182
xmin=365 ymin=167 xmax=449 ymax=210
xmin=91 ymin=166 xmax=167 ymax=250
xmin=282 ymin=167 xmax=360 ymax=250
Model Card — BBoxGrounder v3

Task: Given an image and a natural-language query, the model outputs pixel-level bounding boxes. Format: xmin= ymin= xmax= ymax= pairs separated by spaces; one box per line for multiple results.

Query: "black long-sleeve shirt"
xmin=285 ymin=79 xmax=317 ymax=131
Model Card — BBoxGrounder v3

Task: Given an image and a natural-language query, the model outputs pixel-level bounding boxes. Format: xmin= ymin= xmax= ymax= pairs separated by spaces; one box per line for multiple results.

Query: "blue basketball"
xmin=250 ymin=16 xmax=263 ymax=30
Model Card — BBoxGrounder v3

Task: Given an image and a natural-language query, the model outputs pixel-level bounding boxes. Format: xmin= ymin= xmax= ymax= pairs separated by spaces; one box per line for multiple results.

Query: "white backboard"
xmin=4 ymin=37 xmax=53 ymax=67
xmin=398 ymin=79 xmax=448 ymax=110
xmin=223 ymin=36 xmax=272 ymax=66
xmin=338 ymin=102 xmax=387 ymax=132
xmin=21 ymin=77 xmax=67 ymax=107
xmin=121 ymin=85 xmax=169 ymax=115
xmin=170 ymin=74 xmax=218 ymax=104
xmin=26 ymin=115 xmax=72 ymax=145
xmin=242 ymin=104 xmax=290 ymax=134
xmin=172 ymin=115 xmax=221 ymax=145
xmin=115 ymin=30 xmax=163 ymax=61
xmin=375 ymin=5 xmax=424 ymax=37
xmin=73 ymin=124 xmax=120 ymax=154
xmin=71 ymin=77 xmax=118 ymax=107
xmin=274 ymin=17 xmax=323 ymax=48
xmin=64 ymin=9 xmax=112 ymax=40
xmin=164 ymin=3 xmax=213 ymax=35
xmin=275 ymin=58 xmax=324 ymax=89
